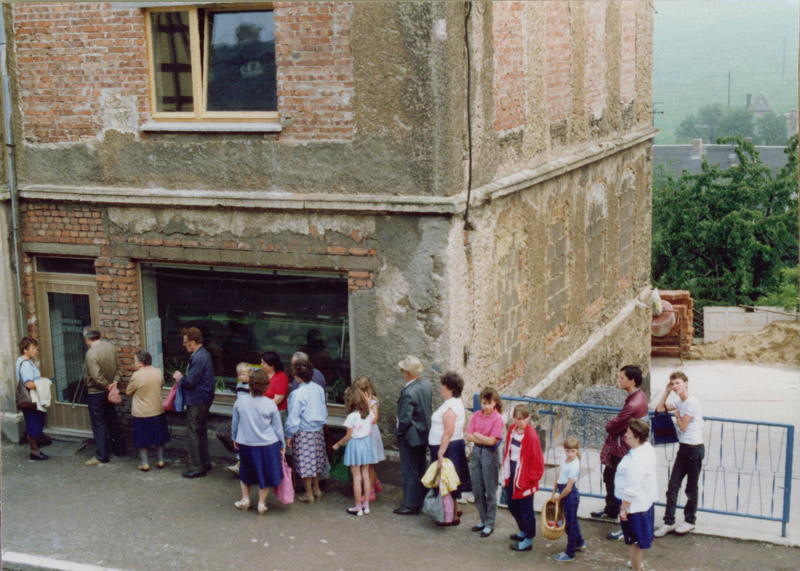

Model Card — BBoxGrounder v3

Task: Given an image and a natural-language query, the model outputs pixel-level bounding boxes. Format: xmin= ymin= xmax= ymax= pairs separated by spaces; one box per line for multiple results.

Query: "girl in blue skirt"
xmin=333 ymin=387 xmax=375 ymax=516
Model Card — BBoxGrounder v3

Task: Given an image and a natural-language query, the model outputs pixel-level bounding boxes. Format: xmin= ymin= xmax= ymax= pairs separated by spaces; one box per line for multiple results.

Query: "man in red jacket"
xmin=592 ymin=365 xmax=649 ymax=541
xmin=502 ymin=404 xmax=545 ymax=552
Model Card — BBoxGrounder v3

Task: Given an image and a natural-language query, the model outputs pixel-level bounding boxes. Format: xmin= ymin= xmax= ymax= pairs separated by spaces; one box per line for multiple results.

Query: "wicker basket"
xmin=540 ymin=496 xmax=566 ymax=540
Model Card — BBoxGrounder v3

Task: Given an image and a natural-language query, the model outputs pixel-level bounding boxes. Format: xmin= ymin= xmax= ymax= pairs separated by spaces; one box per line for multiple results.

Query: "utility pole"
xmin=727 ymin=70 xmax=731 ymax=110
xmin=782 ymin=37 xmax=786 ymax=82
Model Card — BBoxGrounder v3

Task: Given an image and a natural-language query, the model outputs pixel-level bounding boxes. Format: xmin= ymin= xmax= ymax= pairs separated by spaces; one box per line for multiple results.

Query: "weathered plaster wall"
xmin=0 ymin=203 xmax=24 ymax=440
xmin=444 ymin=141 xmax=652 ymax=403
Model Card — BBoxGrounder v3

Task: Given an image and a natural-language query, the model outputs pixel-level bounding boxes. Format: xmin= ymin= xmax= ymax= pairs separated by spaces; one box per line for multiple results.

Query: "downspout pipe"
xmin=0 ymin=6 xmax=27 ymax=335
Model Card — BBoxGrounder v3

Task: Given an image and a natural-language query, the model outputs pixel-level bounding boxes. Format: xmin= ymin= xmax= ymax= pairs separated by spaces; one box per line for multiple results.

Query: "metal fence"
xmin=474 ymin=394 xmax=794 ymax=537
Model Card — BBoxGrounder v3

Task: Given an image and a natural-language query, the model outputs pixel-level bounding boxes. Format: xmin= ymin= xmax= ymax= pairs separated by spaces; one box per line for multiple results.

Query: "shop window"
xmin=146 ymin=6 xmax=277 ymax=119
xmin=141 ymin=265 xmax=351 ymax=404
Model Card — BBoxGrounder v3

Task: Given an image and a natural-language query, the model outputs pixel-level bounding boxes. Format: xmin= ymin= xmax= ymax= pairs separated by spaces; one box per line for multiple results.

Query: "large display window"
xmin=141 ymin=265 xmax=351 ymax=404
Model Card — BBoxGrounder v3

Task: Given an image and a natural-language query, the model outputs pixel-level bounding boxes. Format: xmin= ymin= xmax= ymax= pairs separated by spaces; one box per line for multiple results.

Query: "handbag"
xmin=651 ymin=410 xmax=679 ymax=445
xmin=274 ymin=454 xmax=295 ymax=504
xmin=329 ymin=447 xmax=352 ymax=484
xmin=422 ymin=488 xmax=445 ymax=523
xmin=108 ymin=383 xmax=122 ymax=405
xmin=15 ymin=360 xmax=38 ymax=413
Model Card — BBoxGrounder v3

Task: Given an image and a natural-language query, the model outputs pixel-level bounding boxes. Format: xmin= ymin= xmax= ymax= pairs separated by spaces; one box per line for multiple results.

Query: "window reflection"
xmin=150 ymin=11 xmax=194 ymax=112
xmin=206 ymin=11 xmax=276 ymax=112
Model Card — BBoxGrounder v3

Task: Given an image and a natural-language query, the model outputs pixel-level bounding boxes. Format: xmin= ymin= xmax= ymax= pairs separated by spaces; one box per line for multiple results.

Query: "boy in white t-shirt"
xmin=654 ymin=371 xmax=705 ymax=537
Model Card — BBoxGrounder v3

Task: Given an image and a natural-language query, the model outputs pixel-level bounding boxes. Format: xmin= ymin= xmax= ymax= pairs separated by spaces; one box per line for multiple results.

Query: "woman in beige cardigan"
xmin=126 ymin=350 xmax=170 ymax=471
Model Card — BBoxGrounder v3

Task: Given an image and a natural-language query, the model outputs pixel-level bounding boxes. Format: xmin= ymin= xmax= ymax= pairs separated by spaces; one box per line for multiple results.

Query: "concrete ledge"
xmin=141 ymin=120 xmax=283 ymax=133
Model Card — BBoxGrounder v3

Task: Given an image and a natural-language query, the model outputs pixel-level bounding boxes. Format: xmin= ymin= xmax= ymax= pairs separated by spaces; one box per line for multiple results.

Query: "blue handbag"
xmin=174 ymin=382 xmax=184 ymax=413
xmin=651 ymin=410 xmax=678 ymax=445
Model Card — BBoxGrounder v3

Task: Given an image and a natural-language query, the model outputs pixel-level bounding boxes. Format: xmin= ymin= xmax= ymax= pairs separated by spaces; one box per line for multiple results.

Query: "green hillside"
xmin=654 ymin=0 xmax=799 ymax=143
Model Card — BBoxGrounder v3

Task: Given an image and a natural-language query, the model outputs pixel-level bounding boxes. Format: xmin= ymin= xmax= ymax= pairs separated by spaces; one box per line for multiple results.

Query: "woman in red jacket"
xmin=503 ymin=404 xmax=545 ymax=552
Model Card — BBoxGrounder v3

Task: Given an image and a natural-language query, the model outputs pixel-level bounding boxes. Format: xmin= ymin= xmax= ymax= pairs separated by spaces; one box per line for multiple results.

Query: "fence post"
xmin=783 ymin=424 xmax=794 ymax=537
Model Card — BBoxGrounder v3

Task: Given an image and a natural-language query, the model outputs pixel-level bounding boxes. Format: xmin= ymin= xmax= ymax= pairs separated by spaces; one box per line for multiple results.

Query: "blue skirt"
xmin=23 ymin=410 xmax=46 ymax=438
xmin=369 ymin=425 xmax=386 ymax=463
xmin=133 ymin=414 xmax=170 ymax=448
xmin=239 ymin=442 xmax=283 ymax=489
xmin=618 ymin=500 xmax=655 ymax=549
xmin=344 ymin=436 xmax=376 ymax=466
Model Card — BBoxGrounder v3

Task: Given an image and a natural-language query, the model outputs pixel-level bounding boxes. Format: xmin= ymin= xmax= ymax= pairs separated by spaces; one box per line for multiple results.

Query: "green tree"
xmin=675 ymin=103 xmax=755 ymax=143
xmin=755 ymin=111 xmax=789 ymax=146
xmin=652 ymin=135 xmax=799 ymax=307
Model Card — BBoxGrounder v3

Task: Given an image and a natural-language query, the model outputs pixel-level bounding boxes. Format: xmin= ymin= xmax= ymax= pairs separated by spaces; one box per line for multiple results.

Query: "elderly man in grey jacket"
xmin=83 ymin=328 xmax=125 ymax=466
xmin=393 ymin=355 xmax=432 ymax=515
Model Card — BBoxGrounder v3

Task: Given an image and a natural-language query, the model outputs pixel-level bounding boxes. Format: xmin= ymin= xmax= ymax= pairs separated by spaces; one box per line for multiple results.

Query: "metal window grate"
xmin=36 ymin=257 xmax=95 ymax=275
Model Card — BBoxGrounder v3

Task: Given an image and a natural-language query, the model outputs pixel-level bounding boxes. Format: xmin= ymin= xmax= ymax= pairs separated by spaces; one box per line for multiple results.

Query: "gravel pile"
xmin=571 ymin=385 xmax=627 ymax=449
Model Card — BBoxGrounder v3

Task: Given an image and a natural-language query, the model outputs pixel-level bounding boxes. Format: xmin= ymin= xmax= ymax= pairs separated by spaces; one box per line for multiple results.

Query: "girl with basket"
xmin=552 ymin=437 xmax=587 ymax=562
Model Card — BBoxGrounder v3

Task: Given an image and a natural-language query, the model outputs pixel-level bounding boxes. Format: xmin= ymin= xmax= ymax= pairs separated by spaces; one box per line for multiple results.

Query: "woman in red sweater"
xmin=503 ymin=404 xmax=545 ymax=552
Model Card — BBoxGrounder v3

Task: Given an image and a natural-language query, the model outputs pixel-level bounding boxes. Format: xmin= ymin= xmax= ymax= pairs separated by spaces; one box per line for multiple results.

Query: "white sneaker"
xmin=675 ymin=522 xmax=695 ymax=535
xmin=226 ymin=463 xmax=240 ymax=475
xmin=653 ymin=523 xmax=676 ymax=538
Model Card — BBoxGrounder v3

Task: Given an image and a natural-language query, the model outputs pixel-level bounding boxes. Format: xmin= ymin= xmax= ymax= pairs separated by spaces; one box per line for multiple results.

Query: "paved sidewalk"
xmin=2 ymin=437 xmax=798 ymax=571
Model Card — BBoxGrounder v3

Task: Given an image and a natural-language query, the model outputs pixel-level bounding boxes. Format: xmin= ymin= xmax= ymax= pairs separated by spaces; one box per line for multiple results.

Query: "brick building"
xmin=1 ymin=2 xmax=655 ymax=443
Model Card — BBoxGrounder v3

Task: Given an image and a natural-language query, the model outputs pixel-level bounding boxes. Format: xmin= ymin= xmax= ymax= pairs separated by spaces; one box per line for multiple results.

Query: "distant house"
xmin=654 ymin=139 xmax=789 ymax=176
xmin=746 ymin=91 xmax=774 ymax=120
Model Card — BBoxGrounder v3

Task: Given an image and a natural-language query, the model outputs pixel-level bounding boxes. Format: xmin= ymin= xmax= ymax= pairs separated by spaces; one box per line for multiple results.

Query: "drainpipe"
xmin=0 ymin=6 xmax=27 ymax=334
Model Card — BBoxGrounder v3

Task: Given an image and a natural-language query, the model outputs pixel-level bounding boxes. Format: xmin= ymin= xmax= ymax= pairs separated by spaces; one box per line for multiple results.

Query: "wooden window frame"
xmin=145 ymin=3 xmax=278 ymax=122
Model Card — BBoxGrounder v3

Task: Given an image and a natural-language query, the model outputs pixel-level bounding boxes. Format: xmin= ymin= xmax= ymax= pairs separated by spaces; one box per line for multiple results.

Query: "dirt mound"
xmin=689 ymin=320 xmax=800 ymax=365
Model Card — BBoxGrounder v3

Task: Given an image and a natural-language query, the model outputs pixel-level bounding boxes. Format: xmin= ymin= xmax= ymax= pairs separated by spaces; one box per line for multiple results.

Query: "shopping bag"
xmin=329 ymin=447 xmax=352 ymax=484
xmin=275 ymin=455 xmax=295 ymax=504
xmin=163 ymin=382 xmax=178 ymax=411
xmin=651 ymin=410 xmax=679 ymax=445
xmin=422 ymin=488 xmax=445 ymax=523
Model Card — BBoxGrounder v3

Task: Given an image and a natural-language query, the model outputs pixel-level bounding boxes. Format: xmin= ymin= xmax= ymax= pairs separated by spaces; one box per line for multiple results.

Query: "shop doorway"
xmin=33 ymin=258 xmax=99 ymax=432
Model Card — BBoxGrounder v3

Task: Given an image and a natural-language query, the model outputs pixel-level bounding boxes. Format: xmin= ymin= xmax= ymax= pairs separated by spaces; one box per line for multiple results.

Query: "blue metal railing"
xmin=474 ymin=394 xmax=794 ymax=537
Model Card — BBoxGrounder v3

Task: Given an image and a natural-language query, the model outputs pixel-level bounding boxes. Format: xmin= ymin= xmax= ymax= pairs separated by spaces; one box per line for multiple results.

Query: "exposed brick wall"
xmin=274 ymin=1 xmax=355 ymax=142
xmin=619 ymin=1 xmax=637 ymax=105
xmin=13 ymin=2 xmax=355 ymax=144
xmin=95 ymin=258 xmax=139 ymax=371
xmin=546 ymin=1 xmax=571 ymax=123
xmin=13 ymin=3 xmax=149 ymax=143
xmin=584 ymin=2 xmax=607 ymax=120
xmin=20 ymin=204 xmax=108 ymax=246
xmin=492 ymin=1 xmax=525 ymax=132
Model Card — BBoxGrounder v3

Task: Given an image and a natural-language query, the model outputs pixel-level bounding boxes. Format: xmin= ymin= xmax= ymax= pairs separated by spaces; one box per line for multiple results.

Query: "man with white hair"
xmin=393 ymin=355 xmax=432 ymax=515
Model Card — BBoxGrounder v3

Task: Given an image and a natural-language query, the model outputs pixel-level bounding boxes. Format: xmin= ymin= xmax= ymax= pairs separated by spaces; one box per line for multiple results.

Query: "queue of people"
xmin=14 ymin=332 xmax=704 ymax=569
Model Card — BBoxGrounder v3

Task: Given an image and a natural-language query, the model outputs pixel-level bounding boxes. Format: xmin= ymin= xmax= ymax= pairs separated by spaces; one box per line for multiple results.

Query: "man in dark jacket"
xmin=393 ymin=355 xmax=432 ymax=515
xmin=173 ymin=327 xmax=215 ymax=478
xmin=593 ymin=364 xmax=649 ymax=540
xmin=83 ymin=328 xmax=125 ymax=466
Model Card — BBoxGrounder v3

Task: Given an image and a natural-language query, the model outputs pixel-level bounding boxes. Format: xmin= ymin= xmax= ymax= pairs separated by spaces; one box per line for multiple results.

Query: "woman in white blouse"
xmin=428 ymin=371 xmax=471 ymax=526
xmin=614 ymin=418 xmax=658 ymax=571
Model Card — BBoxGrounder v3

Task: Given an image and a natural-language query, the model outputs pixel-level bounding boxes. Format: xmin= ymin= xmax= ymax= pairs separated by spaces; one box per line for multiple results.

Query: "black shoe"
xmin=471 ymin=524 xmax=486 ymax=532
xmin=510 ymin=542 xmax=532 ymax=552
xmin=393 ymin=507 xmax=421 ymax=515
xmin=509 ymin=532 xmax=525 ymax=541
xmin=590 ymin=510 xmax=617 ymax=521
xmin=182 ymin=469 xmax=207 ymax=478
xmin=480 ymin=528 xmax=494 ymax=538
xmin=30 ymin=452 xmax=49 ymax=461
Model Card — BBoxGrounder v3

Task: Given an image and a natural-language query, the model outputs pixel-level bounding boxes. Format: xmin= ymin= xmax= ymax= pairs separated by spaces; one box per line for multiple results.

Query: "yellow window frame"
xmin=145 ymin=4 xmax=278 ymax=122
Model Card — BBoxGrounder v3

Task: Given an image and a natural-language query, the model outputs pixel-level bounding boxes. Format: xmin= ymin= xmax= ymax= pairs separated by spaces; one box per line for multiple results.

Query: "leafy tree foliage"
xmin=675 ymin=103 xmax=753 ymax=143
xmin=755 ymin=267 xmax=799 ymax=311
xmin=652 ymin=135 xmax=799 ymax=307
xmin=755 ymin=111 xmax=789 ymax=146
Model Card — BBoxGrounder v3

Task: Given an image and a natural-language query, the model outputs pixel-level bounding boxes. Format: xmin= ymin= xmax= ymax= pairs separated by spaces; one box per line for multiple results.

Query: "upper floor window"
xmin=146 ymin=5 xmax=277 ymax=120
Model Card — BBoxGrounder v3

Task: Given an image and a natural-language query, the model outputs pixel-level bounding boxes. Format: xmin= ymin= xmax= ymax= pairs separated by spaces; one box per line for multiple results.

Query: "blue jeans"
xmin=664 ymin=443 xmax=705 ymax=525
xmin=558 ymin=483 xmax=584 ymax=557
xmin=87 ymin=392 xmax=124 ymax=462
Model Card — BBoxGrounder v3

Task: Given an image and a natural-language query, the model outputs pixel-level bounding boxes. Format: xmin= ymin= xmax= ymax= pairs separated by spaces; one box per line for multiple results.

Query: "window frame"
xmin=144 ymin=3 xmax=278 ymax=122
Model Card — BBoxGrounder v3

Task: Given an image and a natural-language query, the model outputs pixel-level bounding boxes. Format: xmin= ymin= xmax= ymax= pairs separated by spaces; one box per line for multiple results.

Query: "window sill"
xmin=141 ymin=121 xmax=283 ymax=134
